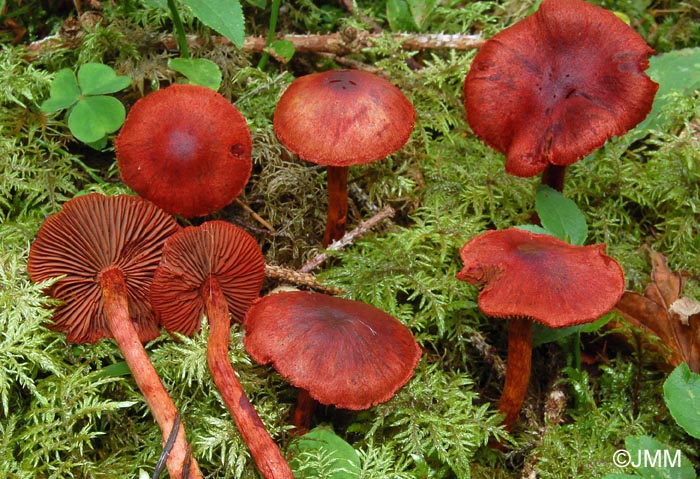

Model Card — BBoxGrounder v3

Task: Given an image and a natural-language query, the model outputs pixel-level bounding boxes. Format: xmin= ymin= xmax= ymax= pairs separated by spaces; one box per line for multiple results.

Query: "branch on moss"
xmin=27 ymin=23 xmax=484 ymax=59
xmin=299 ymin=205 xmax=395 ymax=273
xmin=264 ymin=264 xmax=344 ymax=295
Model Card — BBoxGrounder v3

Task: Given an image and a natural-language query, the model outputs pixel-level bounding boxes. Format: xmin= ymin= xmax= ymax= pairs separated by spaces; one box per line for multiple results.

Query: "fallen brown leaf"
xmin=613 ymin=246 xmax=700 ymax=372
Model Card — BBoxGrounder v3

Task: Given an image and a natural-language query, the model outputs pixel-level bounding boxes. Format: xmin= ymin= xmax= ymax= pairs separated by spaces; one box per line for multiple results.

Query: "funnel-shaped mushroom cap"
xmin=151 ymin=220 xmax=265 ymax=336
xmin=464 ymin=0 xmax=658 ymax=177
xmin=116 ymin=84 xmax=252 ymax=218
xmin=27 ymin=193 xmax=181 ymax=343
xmin=456 ymin=228 xmax=624 ymax=327
xmin=273 ymin=69 xmax=415 ymax=167
xmin=243 ymin=291 xmax=422 ymax=410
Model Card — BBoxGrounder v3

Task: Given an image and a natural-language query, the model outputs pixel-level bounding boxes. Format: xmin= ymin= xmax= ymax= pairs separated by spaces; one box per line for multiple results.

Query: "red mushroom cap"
xmin=463 ymin=0 xmax=658 ymax=177
xmin=456 ymin=228 xmax=625 ymax=327
xmin=27 ymin=193 xmax=181 ymax=343
xmin=273 ymin=69 xmax=415 ymax=167
xmin=116 ymin=84 xmax=252 ymax=218
xmin=150 ymin=220 xmax=265 ymax=337
xmin=243 ymin=291 xmax=422 ymax=410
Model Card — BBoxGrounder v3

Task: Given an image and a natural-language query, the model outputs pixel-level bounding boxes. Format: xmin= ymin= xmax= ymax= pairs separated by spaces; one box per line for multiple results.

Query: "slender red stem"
xmin=100 ymin=268 xmax=202 ymax=479
xmin=541 ymin=164 xmax=567 ymax=193
xmin=292 ymin=388 xmax=316 ymax=434
xmin=323 ymin=165 xmax=349 ymax=247
xmin=497 ymin=318 xmax=533 ymax=431
xmin=203 ymin=277 xmax=294 ymax=479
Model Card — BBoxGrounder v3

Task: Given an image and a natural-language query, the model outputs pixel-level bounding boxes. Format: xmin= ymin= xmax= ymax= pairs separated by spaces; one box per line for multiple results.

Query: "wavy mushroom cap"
xmin=116 ymin=84 xmax=252 ymax=218
xmin=463 ymin=0 xmax=658 ymax=177
xmin=27 ymin=193 xmax=181 ymax=343
xmin=243 ymin=291 xmax=422 ymax=410
xmin=456 ymin=228 xmax=625 ymax=327
xmin=151 ymin=220 xmax=265 ymax=337
xmin=273 ymin=69 xmax=415 ymax=167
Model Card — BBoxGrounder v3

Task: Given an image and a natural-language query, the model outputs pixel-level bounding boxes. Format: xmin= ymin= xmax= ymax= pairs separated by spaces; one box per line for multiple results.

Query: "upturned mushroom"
xmin=150 ymin=220 xmax=293 ymax=479
xmin=456 ymin=228 xmax=624 ymax=429
xmin=115 ymin=84 xmax=252 ymax=217
xmin=463 ymin=0 xmax=658 ymax=191
xmin=27 ymin=193 xmax=202 ymax=479
xmin=243 ymin=290 xmax=422 ymax=432
xmin=273 ymin=69 xmax=415 ymax=246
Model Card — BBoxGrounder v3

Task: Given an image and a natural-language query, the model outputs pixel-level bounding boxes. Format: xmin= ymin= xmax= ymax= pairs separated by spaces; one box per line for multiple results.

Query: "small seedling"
xmin=40 ymin=63 xmax=131 ymax=148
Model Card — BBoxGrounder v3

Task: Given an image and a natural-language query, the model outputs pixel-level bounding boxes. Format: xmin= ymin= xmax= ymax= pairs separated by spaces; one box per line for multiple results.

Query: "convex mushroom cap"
xmin=116 ymin=84 xmax=252 ymax=218
xmin=243 ymin=290 xmax=422 ymax=410
xmin=273 ymin=69 xmax=415 ymax=167
xmin=463 ymin=0 xmax=658 ymax=177
xmin=456 ymin=228 xmax=625 ymax=326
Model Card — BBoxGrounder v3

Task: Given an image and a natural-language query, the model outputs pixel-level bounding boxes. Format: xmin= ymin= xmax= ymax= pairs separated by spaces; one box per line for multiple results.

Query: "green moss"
xmin=1 ymin=1 xmax=699 ymax=477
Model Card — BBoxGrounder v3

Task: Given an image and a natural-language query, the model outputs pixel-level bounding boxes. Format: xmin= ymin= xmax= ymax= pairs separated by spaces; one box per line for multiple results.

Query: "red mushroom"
xmin=273 ymin=69 xmax=415 ymax=246
xmin=243 ymin=290 xmax=422 ymax=432
xmin=463 ymin=0 xmax=658 ymax=191
xmin=456 ymin=228 xmax=624 ymax=429
xmin=150 ymin=221 xmax=293 ymax=479
xmin=27 ymin=193 xmax=202 ymax=479
xmin=115 ymin=84 xmax=252 ymax=217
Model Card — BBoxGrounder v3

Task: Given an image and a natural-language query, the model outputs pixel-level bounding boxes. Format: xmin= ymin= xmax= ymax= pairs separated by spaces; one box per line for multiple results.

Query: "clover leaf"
xmin=41 ymin=63 xmax=131 ymax=146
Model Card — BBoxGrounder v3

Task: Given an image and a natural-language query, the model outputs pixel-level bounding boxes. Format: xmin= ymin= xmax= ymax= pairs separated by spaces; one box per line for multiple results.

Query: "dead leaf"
xmin=613 ymin=247 xmax=700 ymax=373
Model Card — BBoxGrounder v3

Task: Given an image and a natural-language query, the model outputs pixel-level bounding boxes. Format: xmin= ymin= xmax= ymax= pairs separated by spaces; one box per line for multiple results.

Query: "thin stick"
xmin=28 ymin=28 xmax=484 ymax=58
xmin=264 ymin=264 xmax=345 ymax=296
xmin=235 ymin=198 xmax=275 ymax=233
xmin=300 ymin=205 xmax=395 ymax=273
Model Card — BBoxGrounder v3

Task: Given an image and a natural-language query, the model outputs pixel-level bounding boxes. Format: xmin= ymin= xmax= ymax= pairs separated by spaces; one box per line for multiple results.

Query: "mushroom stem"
xmin=323 ymin=165 xmax=349 ymax=247
xmin=203 ymin=276 xmax=294 ymax=479
xmin=292 ymin=388 xmax=316 ymax=434
xmin=99 ymin=268 xmax=202 ymax=479
xmin=497 ymin=317 xmax=533 ymax=430
xmin=540 ymin=164 xmax=567 ymax=192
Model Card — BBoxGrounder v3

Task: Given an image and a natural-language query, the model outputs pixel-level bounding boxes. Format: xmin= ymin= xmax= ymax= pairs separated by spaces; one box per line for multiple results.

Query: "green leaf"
xmin=68 ymin=96 xmax=126 ymax=143
xmin=168 ymin=58 xmax=222 ymax=90
xmin=386 ymin=0 xmax=419 ymax=32
xmin=624 ymin=435 xmax=696 ymax=479
xmin=636 ymin=47 xmax=700 ymax=132
xmin=181 ymin=0 xmax=245 ymax=48
xmin=77 ymin=63 xmax=131 ymax=96
xmin=535 ymin=184 xmax=588 ymax=245
xmin=290 ymin=427 xmax=360 ymax=479
xmin=515 ymin=224 xmax=552 ymax=236
xmin=663 ymin=363 xmax=700 ymax=439
xmin=533 ymin=314 xmax=612 ymax=347
xmin=407 ymin=0 xmax=437 ymax=29
xmin=40 ymin=68 xmax=80 ymax=112
xmin=95 ymin=361 xmax=132 ymax=378
xmin=270 ymin=39 xmax=295 ymax=63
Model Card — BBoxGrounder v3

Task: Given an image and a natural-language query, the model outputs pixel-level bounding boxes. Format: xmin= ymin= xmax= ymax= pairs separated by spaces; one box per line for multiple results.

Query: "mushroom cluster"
xmin=457 ymin=0 xmax=657 ymax=430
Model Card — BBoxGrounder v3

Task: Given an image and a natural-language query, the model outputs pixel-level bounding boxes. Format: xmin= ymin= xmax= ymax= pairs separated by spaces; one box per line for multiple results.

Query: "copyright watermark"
xmin=613 ymin=449 xmax=682 ymax=469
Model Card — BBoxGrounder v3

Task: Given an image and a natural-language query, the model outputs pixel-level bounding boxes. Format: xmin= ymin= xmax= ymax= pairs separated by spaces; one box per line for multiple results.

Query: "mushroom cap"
xmin=27 ymin=193 xmax=181 ymax=343
xmin=151 ymin=220 xmax=265 ymax=336
xmin=463 ymin=0 xmax=658 ymax=177
xmin=115 ymin=84 xmax=253 ymax=218
xmin=243 ymin=291 xmax=422 ymax=410
xmin=456 ymin=228 xmax=625 ymax=327
xmin=273 ymin=69 xmax=415 ymax=167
